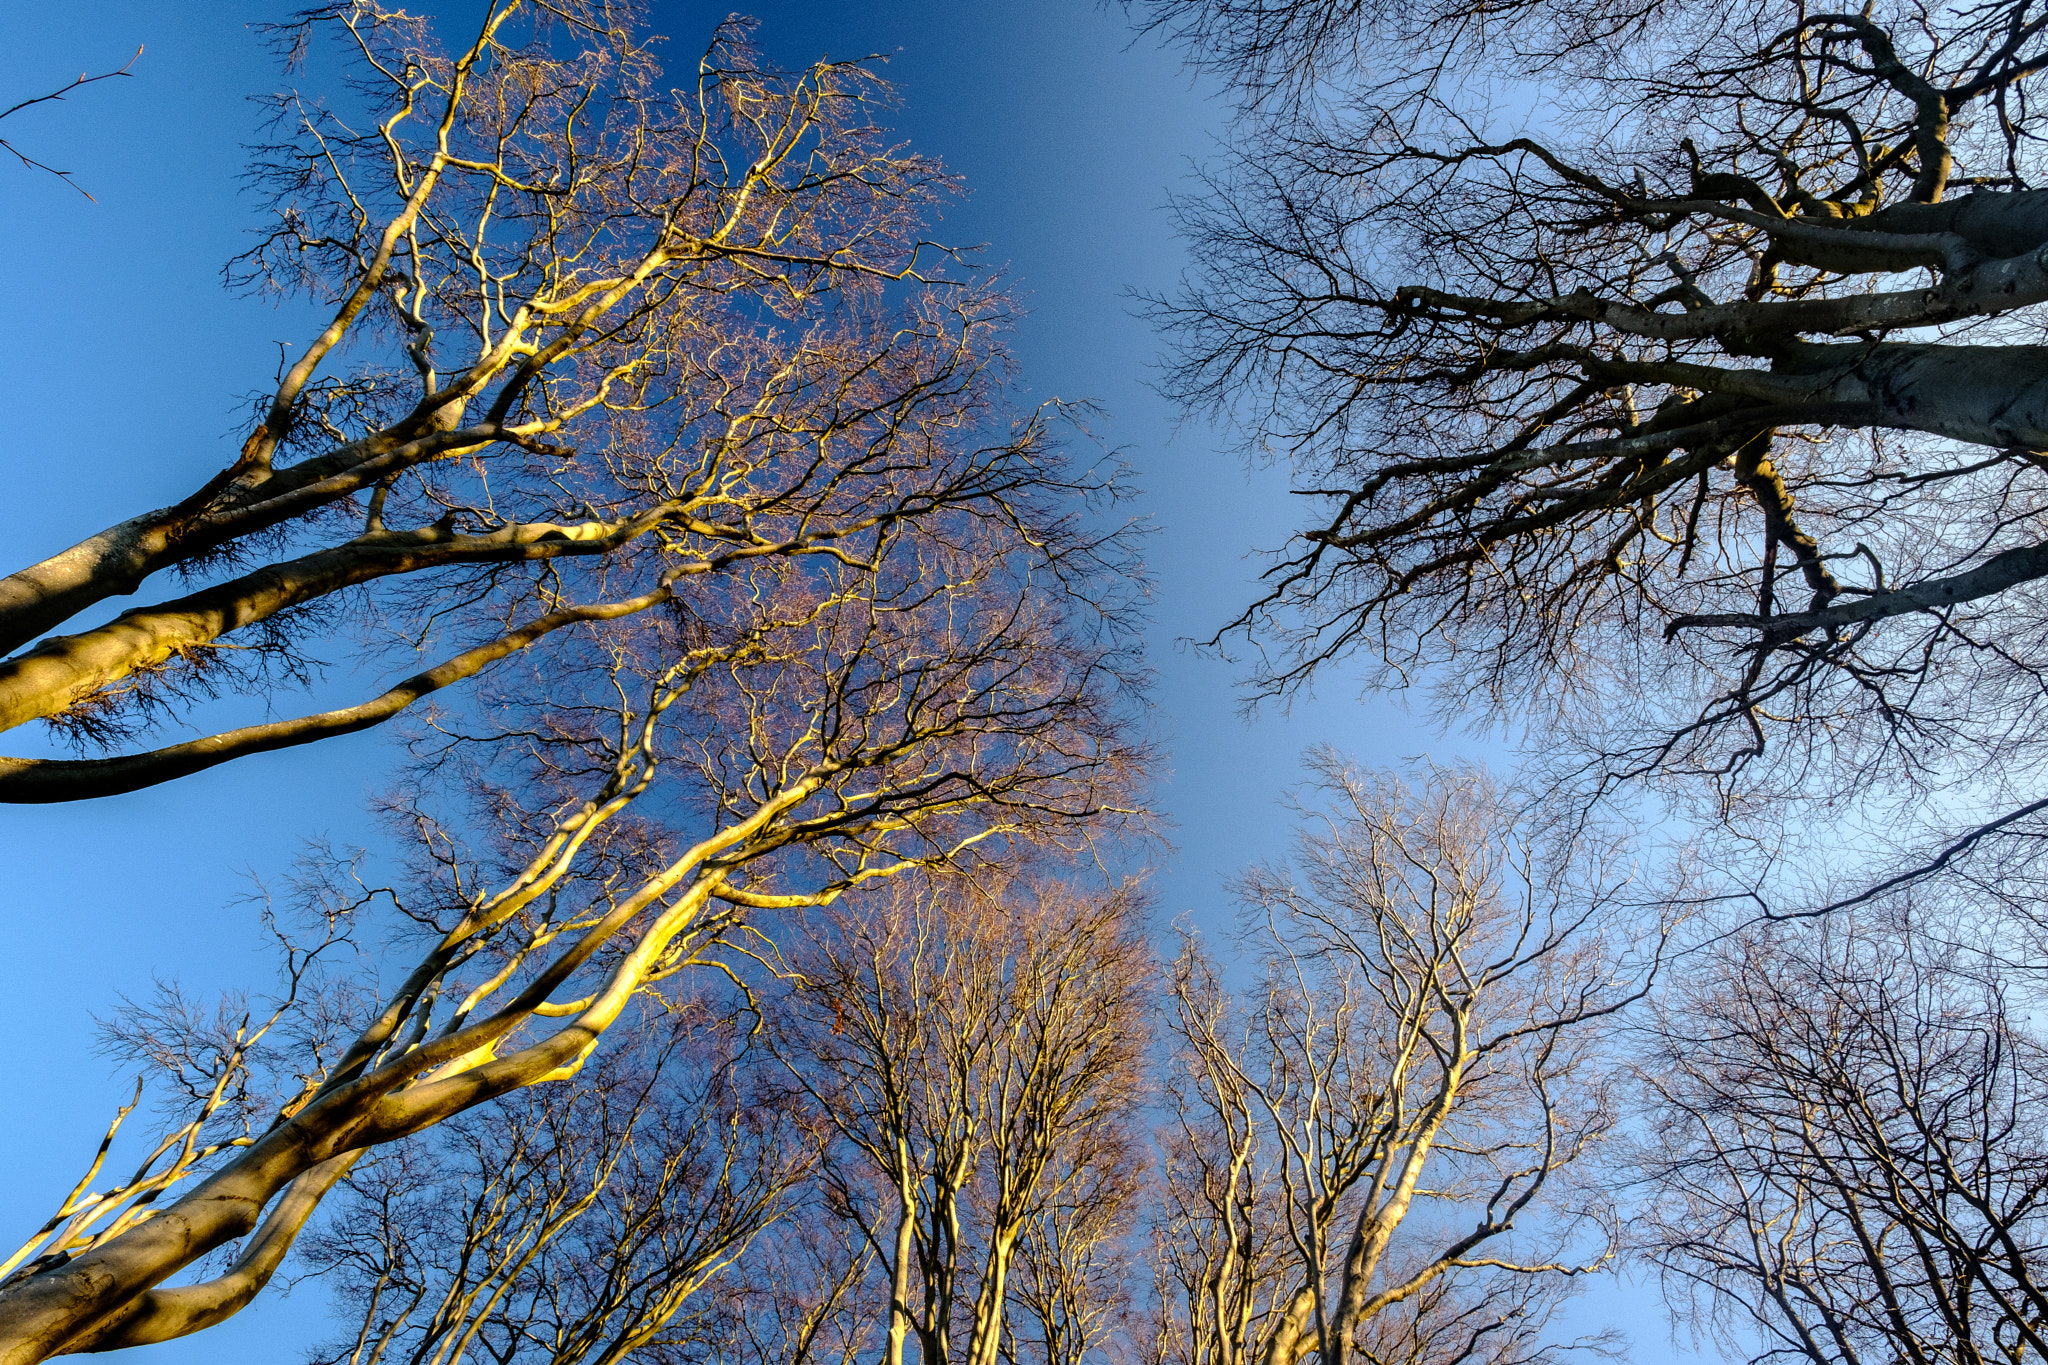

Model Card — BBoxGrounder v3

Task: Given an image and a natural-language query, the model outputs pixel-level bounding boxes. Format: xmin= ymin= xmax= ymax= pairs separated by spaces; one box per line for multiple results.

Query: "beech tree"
xmin=0 ymin=0 xmax=1058 ymax=802
xmin=1142 ymin=0 xmax=2048 ymax=900
xmin=0 ymin=6 xmax=1151 ymax=1360
xmin=1634 ymin=914 xmax=2048 ymax=1365
xmin=1152 ymin=756 xmax=1648 ymax=1365
xmin=301 ymin=1005 xmax=802 ymax=1365
xmin=772 ymin=875 xmax=1153 ymax=1365
xmin=0 ymin=284 xmax=1145 ymax=1360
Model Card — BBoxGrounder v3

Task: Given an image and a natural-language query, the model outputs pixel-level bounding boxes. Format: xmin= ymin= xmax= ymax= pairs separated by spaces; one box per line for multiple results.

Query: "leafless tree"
xmin=298 ymin=1000 xmax=802 ymax=1365
xmin=1151 ymin=754 xmax=1650 ymax=1365
xmin=1140 ymin=0 xmax=2048 ymax=904
xmin=1148 ymin=998 xmax=1291 ymax=1365
xmin=716 ymin=1202 xmax=883 ymax=1365
xmin=0 ymin=0 xmax=1091 ymax=802
xmin=1006 ymin=1129 xmax=1150 ymax=1365
xmin=0 ymin=386 xmax=1147 ymax=1360
xmin=772 ymin=874 xmax=1155 ymax=1365
xmin=1634 ymin=912 xmax=2048 ymax=1365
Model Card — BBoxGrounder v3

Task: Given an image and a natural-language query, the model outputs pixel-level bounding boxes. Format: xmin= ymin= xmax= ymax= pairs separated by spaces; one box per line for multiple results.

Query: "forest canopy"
xmin=9 ymin=5 xmax=2048 ymax=1365
xmin=1144 ymin=0 xmax=2048 ymax=910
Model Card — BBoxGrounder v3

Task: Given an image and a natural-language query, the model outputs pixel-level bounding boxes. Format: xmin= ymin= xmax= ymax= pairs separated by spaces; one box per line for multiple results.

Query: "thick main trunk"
xmin=0 ymin=1125 xmax=318 ymax=1365
xmin=1327 ymin=1065 xmax=1461 ymax=1365
xmin=57 ymin=1151 xmax=363 ymax=1355
xmin=0 ymin=512 xmax=183 ymax=660
xmin=0 ymin=974 xmax=623 ymax=1361
xmin=963 ymin=1234 xmax=1016 ymax=1365
xmin=1258 ymin=1287 xmax=1317 ymax=1365
xmin=887 ymin=1174 xmax=917 ymax=1365
xmin=1605 ymin=341 xmax=2048 ymax=452
xmin=1850 ymin=189 xmax=2048 ymax=260
xmin=1328 ymin=1209 xmax=1401 ymax=1365
xmin=1769 ymin=340 xmax=2048 ymax=450
xmin=1769 ymin=189 xmax=2048 ymax=274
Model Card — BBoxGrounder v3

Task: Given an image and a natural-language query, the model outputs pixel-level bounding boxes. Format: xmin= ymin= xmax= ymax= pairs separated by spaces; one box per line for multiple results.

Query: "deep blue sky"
xmin=0 ymin=5 xmax=1584 ymax=1362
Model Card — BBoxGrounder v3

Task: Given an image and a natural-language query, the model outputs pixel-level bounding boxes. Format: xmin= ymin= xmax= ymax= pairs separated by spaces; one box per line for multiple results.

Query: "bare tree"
xmin=1152 ymin=755 xmax=1648 ymax=1365
xmin=0 ymin=402 xmax=1147 ymax=1360
xmin=298 ymin=1001 xmax=803 ymax=1365
xmin=773 ymin=874 xmax=1155 ymax=1365
xmin=1634 ymin=913 xmax=2048 ymax=1365
xmin=0 ymin=0 xmax=1077 ymax=802
xmin=1140 ymin=0 xmax=2048 ymax=903
xmin=1006 ymin=1129 xmax=1150 ymax=1365
xmin=717 ymin=1201 xmax=883 ymax=1365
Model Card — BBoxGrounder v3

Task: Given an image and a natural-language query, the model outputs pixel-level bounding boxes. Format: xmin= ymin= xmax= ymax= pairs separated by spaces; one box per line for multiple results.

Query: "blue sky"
xmin=0 ymin=5 xmax=1572 ymax=1361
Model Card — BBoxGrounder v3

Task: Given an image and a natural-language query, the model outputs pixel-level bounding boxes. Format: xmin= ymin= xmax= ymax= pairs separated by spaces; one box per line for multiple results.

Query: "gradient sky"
xmin=0 ymin=5 xmax=1647 ymax=1362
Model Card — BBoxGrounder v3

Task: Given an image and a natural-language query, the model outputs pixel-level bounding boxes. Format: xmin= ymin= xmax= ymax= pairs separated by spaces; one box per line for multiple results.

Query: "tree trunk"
xmin=963 ymin=1232 xmax=1017 ymax=1365
xmin=888 ymin=1166 xmax=918 ymax=1365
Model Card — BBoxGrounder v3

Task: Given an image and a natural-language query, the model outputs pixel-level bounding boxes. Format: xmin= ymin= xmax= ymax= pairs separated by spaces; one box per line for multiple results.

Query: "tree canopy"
xmin=1145 ymin=0 xmax=2048 ymax=902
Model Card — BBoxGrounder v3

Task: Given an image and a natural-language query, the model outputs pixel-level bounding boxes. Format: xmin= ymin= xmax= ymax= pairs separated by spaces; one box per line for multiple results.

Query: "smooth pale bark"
xmin=1259 ymin=1287 xmax=1318 ymax=1365
xmin=1375 ymin=340 xmax=2048 ymax=497
xmin=1766 ymin=340 xmax=2048 ymax=450
xmin=0 ymin=1012 xmax=610 ymax=1364
xmin=1405 ymin=238 xmax=2048 ymax=343
xmin=57 ymin=1152 xmax=363 ymax=1355
xmin=886 ymin=1171 xmax=917 ymax=1365
xmin=1625 ymin=188 xmax=2048 ymax=276
xmin=1560 ymin=342 xmax=2048 ymax=451
xmin=962 ymin=1231 xmax=1017 ymax=1365
xmin=1668 ymin=538 xmax=2048 ymax=638
xmin=1251 ymin=1068 xmax=1466 ymax=1365
xmin=1803 ymin=187 xmax=2048 ymax=264
xmin=0 ymin=511 xmax=200 ymax=661
xmin=0 ymin=512 xmax=670 ymax=738
xmin=0 ymin=841 xmax=745 ymax=1362
xmin=1345 ymin=335 xmax=2048 ymax=461
xmin=0 ymin=585 xmax=675 ymax=801
xmin=0 ymin=423 xmax=485 ymax=659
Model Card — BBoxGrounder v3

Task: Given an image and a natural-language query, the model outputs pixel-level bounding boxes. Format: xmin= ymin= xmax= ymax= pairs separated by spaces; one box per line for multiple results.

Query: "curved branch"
xmin=0 ymin=584 xmax=677 ymax=802
xmin=57 ymin=1151 xmax=362 ymax=1356
xmin=0 ymin=509 xmax=685 ymax=737
xmin=1665 ymin=538 xmax=2048 ymax=640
